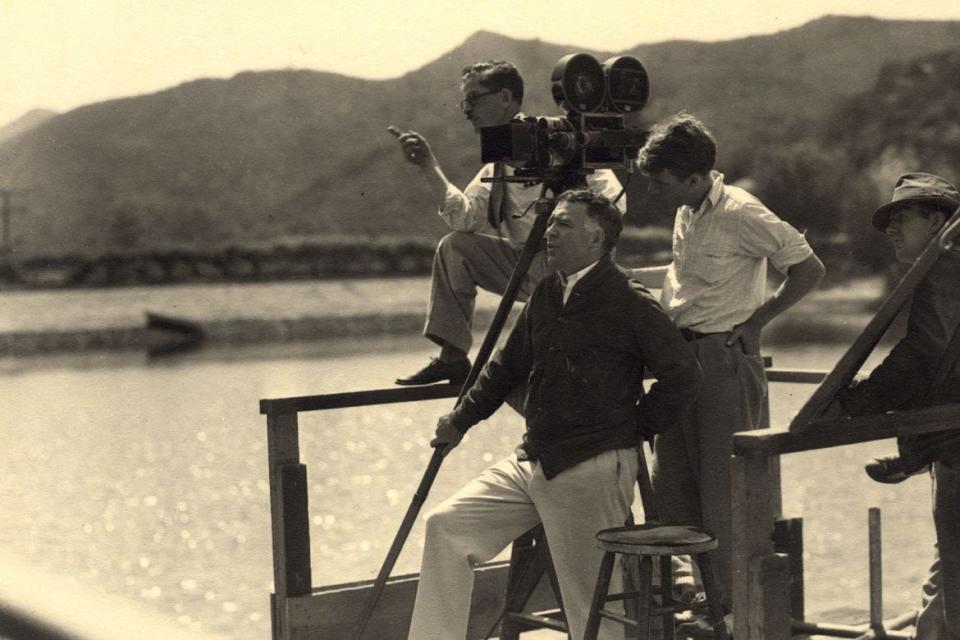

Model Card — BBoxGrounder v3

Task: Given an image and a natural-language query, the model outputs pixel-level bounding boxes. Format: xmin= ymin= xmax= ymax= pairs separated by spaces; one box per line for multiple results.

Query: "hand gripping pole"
xmin=353 ymin=188 xmax=554 ymax=639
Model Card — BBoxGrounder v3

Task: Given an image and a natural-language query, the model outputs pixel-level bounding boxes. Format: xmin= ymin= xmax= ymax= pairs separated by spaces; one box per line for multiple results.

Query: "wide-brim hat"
xmin=872 ymin=172 xmax=960 ymax=231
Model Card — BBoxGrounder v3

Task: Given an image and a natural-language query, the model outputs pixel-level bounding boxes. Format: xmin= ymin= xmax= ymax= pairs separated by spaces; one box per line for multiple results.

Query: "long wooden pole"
xmin=790 ymin=206 xmax=960 ymax=431
xmin=352 ymin=192 xmax=553 ymax=639
xmin=868 ymin=508 xmax=883 ymax=635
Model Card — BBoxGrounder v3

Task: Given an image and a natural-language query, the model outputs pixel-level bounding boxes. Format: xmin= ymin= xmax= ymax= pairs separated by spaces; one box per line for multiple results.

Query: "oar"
xmin=352 ymin=195 xmax=553 ymax=639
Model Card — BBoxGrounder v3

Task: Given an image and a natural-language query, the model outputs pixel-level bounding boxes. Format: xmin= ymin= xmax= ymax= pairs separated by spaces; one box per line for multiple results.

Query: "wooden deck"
xmin=259 ymin=369 xmax=957 ymax=639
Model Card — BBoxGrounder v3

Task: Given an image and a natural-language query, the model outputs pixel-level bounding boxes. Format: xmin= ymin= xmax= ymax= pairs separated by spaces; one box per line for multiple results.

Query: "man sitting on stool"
xmin=407 ymin=189 xmax=700 ymax=640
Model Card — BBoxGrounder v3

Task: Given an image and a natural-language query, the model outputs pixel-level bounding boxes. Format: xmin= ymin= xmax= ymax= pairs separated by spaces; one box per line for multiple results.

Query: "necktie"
xmin=487 ymin=162 xmax=507 ymax=228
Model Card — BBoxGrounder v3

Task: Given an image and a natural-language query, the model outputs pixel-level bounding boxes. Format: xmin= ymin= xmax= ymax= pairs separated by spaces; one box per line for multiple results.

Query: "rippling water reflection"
xmin=0 ymin=337 xmax=937 ymax=638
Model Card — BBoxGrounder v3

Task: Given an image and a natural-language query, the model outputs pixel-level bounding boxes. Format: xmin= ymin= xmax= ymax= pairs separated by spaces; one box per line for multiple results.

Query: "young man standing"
xmin=407 ymin=190 xmax=700 ymax=640
xmin=631 ymin=113 xmax=825 ymax=628
xmin=390 ymin=60 xmax=624 ymax=386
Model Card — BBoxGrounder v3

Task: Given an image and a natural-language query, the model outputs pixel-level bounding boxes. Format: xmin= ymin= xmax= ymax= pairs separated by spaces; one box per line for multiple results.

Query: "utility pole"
xmin=1 ymin=190 xmax=10 ymax=255
xmin=0 ymin=188 xmax=25 ymax=257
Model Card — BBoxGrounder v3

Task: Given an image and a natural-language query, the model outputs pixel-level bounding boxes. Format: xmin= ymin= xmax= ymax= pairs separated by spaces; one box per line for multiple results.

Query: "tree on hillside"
xmin=746 ymin=142 xmax=869 ymax=237
xmin=107 ymin=204 xmax=145 ymax=251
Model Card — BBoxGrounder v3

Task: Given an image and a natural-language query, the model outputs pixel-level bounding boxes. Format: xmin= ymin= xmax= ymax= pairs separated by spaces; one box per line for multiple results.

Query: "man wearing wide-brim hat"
xmin=836 ymin=171 xmax=960 ymax=638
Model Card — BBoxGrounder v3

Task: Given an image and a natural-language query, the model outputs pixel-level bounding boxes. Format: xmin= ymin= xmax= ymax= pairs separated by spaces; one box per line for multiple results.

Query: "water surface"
xmin=0 ymin=336 xmax=936 ymax=638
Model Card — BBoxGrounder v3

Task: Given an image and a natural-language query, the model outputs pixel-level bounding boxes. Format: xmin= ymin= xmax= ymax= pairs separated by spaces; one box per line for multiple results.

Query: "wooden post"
xmin=869 ymin=508 xmax=883 ymax=634
xmin=267 ymin=412 xmax=311 ymax=640
xmin=772 ymin=518 xmax=805 ymax=621
xmin=759 ymin=372 xmax=783 ymax=518
xmin=732 ymin=452 xmax=790 ymax=640
xmin=750 ymin=554 xmax=792 ymax=640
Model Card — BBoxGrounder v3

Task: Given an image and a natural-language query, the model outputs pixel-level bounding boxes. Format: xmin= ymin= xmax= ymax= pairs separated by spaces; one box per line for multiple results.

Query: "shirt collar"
xmin=565 ymin=259 xmax=599 ymax=286
xmin=689 ymin=170 xmax=725 ymax=218
xmin=560 ymin=259 xmax=600 ymax=303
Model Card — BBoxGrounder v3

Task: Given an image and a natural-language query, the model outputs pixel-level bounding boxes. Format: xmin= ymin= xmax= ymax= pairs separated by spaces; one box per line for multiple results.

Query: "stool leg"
xmin=635 ymin=556 xmax=654 ymax=640
xmin=623 ymin=555 xmax=642 ymax=640
xmin=584 ymin=552 xmax=617 ymax=640
xmin=660 ymin=556 xmax=675 ymax=640
xmin=695 ymin=553 xmax=729 ymax=640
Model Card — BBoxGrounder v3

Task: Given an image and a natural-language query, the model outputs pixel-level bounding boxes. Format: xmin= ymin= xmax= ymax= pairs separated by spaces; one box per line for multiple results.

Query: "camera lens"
xmin=551 ymin=54 xmax=606 ymax=114
xmin=603 ymin=56 xmax=650 ymax=114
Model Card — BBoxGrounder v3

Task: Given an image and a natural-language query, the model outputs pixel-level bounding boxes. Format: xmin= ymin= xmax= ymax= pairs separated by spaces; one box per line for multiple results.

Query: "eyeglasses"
xmin=458 ymin=89 xmax=499 ymax=110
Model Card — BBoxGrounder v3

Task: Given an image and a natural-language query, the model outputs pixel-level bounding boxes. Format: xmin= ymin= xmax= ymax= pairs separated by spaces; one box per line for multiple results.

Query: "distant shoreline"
xmin=0 ymin=275 xmax=888 ymax=356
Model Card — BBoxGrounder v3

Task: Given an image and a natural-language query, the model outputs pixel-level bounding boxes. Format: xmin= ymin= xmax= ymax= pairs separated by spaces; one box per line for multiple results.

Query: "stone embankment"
xmin=0 ymin=278 xmax=505 ymax=356
xmin=0 ymin=276 xmax=887 ymax=356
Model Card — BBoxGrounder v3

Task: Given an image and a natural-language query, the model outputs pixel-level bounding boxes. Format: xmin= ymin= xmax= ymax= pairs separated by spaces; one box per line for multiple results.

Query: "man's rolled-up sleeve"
xmin=586 ymin=169 xmax=627 ymax=215
xmin=439 ymin=164 xmax=495 ymax=233
xmin=737 ymin=202 xmax=813 ymax=273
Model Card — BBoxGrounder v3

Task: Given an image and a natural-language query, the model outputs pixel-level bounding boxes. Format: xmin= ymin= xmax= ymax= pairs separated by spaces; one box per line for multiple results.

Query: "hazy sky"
xmin=2 ymin=0 xmax=960 ymax=127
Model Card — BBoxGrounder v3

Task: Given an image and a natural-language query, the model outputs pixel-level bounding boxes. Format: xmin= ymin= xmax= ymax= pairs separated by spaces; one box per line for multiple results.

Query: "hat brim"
xmin=872 ymin=195 xmax=960 ymax=231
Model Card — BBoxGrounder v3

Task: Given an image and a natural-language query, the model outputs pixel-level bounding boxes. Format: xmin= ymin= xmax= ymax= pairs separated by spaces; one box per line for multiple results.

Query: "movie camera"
xmin=481 ymin=53 xmax=650 ymax=190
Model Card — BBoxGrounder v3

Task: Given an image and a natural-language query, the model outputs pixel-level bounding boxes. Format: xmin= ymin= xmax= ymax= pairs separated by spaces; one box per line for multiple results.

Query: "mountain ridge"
xmin=2 ymin=16 xmax=960 ymax=258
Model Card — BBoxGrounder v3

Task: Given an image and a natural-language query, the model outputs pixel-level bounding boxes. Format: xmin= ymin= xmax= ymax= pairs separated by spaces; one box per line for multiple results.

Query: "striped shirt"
xmin=661 ymin=171 xmax=813 ymax=333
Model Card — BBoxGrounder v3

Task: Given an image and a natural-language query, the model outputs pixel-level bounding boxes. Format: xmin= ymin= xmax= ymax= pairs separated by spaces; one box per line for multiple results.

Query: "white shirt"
xmin=562 ymin=260 xmax=599 ymax=305
xmin=440 ymin=163 xmax=626 ymax=250
xmin=661 ymin=171 xmax=813 ymax=332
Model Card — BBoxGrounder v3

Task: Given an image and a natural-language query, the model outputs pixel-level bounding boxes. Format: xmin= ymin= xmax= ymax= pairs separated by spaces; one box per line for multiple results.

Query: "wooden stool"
xmin=583 ymin=523 xmax=729 ymax=640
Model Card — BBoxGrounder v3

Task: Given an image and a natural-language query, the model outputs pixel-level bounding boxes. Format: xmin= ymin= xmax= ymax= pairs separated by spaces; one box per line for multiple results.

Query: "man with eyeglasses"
xmin=389 ymin=60 xmax=625 ymax=386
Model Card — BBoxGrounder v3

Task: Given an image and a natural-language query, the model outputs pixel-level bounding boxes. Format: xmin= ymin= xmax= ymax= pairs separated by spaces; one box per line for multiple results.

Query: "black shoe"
xmin=676 ymin=612 xmax=733 ymax=638
xmin=395 ymin=357 xmax=471 ymax=386
xmin=865 ymin=455 xmax=928 ymax=484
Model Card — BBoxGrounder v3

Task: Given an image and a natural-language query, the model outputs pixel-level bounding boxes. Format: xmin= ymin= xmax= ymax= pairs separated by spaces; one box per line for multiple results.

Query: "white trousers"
xmin=408 ymin=448 xmax=638 ymax=640
xmin=425 ymin=231 xmax=550 ymax=354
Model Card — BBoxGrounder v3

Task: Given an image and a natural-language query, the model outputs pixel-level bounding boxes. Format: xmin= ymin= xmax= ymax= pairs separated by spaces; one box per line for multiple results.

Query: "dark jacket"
xmin=839 ymin=248 xmax=960 ymax=463
xmin=840 ymin=248 xmax=960 ymax=414
xmin=451 ymin=255 xmax=701 ymax=479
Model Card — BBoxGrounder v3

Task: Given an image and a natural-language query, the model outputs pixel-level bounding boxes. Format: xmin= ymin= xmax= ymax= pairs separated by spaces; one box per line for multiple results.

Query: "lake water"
xmin=0 ymin=333 xmax=937 ymax=639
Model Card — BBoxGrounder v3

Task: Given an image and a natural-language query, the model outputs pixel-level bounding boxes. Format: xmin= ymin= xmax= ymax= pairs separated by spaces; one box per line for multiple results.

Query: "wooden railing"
xmin=260 ymin=383 xmax=563 ymax=639
xmin=731 ymin=369 xmax=960 ymax=640
xmin=260 ymin=368 xmax=960 ymax=639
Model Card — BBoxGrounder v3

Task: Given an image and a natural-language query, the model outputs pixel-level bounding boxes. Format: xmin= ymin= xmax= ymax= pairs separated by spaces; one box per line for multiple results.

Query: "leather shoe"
xmin=676 ymin=611 xmax=733 ymax=638
xmin=674 ymin=592 xmax=708 ymax=621
xmin=395 ymin=357 xmax=471 ymax=386
xmin=865 ymin=455 xmax=928 ymax=484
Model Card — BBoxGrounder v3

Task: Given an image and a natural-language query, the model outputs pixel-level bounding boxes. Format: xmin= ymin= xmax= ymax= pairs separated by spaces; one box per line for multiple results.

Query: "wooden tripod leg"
xmin=353 ymin=196 xmax=554 ymax=639
xmin=500 ymin=525 xmax=567 ymax=640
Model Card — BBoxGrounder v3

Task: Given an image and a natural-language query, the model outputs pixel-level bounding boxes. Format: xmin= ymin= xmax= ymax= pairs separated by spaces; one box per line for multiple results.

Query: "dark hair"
xmin=637 ymin=112 xmax=717 ymax=179
xmin=461 ymin=60 xmax=524 ymax=104
xmin=557 ymin=189 xmax=623 ymax=252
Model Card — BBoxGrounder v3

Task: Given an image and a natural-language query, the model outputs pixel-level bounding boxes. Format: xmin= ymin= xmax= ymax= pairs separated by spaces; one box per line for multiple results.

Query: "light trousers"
xmin=408 ymin=448 xmax=638 ymax=640
xmin=650 ymin=335 xmax=767 ymax=608
xmin=425 ymin=231 xmax=550 ymax=354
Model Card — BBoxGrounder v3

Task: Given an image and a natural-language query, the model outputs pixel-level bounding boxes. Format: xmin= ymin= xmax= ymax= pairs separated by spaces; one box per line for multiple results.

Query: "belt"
xmin=680 ymin=328 xmax=724 ymax=342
